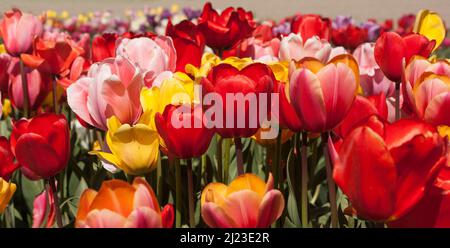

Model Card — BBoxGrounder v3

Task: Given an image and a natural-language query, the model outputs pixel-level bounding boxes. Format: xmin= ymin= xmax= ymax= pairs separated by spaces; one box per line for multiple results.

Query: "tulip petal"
xmin=202 ymin=202 xmax=236 ymax=228
xmin=220 ymin=190 xmax=262 ymax=228
xmin=125 ymin=207 xmax=162 ymax=228
xmin=256 ymin=190 xmax=285 ymax=227
xmin=83 ymin=209 xmax=127 ymax=228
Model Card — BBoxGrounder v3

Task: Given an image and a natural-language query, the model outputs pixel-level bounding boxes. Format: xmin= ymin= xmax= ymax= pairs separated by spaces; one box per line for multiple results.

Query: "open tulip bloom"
xmin=0 ymin=2 xmax=449 ymax=231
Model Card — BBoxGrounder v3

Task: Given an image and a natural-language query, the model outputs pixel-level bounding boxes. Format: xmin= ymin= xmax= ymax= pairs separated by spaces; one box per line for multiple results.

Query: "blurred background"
xmin=1 ymin=0 xmax=449 ymax=22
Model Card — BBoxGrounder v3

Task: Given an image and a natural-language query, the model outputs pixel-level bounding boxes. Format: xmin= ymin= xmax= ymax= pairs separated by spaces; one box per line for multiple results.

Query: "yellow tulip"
xmin=92 ymin=116 xmax=160 ymax=176
xmin=0 ymin=45 xmax=6 ymax=54
xmin=414 ymin=9 xmax=446 ymax=51
xmin=140 ymin=72 xmax=195 ymax=129
xmin=2 ymin=99 xmax=11 ymax=118
xmin=0 ymin=178 xmax=16 ymax=213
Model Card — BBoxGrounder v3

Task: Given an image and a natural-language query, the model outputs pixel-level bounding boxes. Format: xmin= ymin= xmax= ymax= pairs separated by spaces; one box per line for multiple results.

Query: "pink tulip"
xmin=353 ymin=43 xmax=395 ymax=97
xmin=116 ymin=36 xmax=176 ymax=87
xmin=8 ymin=57 xmax=51 ymax=111
xmin=67 ymin=56 xmax=143 ymax=130
xmin=402 ymin=57 xmax=450 ymax=116
xmin=32 ymin=188 xmax=55 ymax=228
xmin=201 ymin=173 xmax=284 ymax=228
xmin=279 ymin=34 xmax=331 ymax=63
xmin=0 ymin=9 xmax=43 ymax=56
xmin=289 ymin=55 xmax=359 ymax=132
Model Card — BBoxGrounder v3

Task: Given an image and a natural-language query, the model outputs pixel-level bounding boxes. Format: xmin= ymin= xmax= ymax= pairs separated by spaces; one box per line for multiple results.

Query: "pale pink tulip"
xmin=0 ymin=9 xmax=43 ymax=56
xmin=116 ymin=36 xmax=176 ymax=87
xmin=279 ymin=34 xmax=331 ymax=63
xmin=32 ymin=189 xmax=55 ymax=228
xmin=67 ymin=56 xmax=143 ymax=130
xmin=201 ymin=173 xmax=284 ymax=228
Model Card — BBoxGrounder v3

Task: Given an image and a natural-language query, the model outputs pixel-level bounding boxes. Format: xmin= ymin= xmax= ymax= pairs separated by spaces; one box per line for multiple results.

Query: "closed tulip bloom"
xmin=10 ymin=113 xmax=70 ymax=180
xmin=201 ymin=62 xmax=275 ymax=138
xmin=155 ymin=104 xmax=214 ymax=159
xmin=0 ymin=53 xmax=11 ymax=95
xmin=279 ymin=34 xmax=332 ymax=63
xmin=374 ymin=32 xmax=435 ymax=82
xmin=0 ymin=137 xmax=19 ymax=180
xmin=67 ymin=56 xmax=143 ymax=131
xmin=93 ymin=116 xmax=159 ymax=176
xmin=330 ymin=119 xmax=447 ymax=221
xmin=0 ymin=177 xmax=16 ymax=213
xmin=92 ymin=33 xmax=118 ymax=62
xmin=402 ymin=57 xmax=450 ymax=115
xmin=32 ymin=188 xmax=55 ymax=228
xmin=0 ymin=9 xmax=43 ymax=56
xmin=76 ymin=178 xmax=174 ymax=228
xmin=8 ymin=58 xmax=51 ymax=111
xmin=291 ymin=14 xmax=331 ymax=41
xmin=201 ymin=173 xmax=284 ymax=228
xmin=116 ymin=36 xmax=176 ymax=87
xmin=166 ymin=19 xmax=205 ymax=73
xmin=21 ymin=36 xmax=84 ymax=77
xmin=289 ymin=55 xmax=359 ymax=132
xmin=198 ymin=2 xmax=255 ymax=51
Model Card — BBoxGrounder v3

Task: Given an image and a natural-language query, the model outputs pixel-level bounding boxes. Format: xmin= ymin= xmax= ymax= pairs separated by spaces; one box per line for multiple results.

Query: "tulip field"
xmin=0 ymin=2 xmax=449 ymax=230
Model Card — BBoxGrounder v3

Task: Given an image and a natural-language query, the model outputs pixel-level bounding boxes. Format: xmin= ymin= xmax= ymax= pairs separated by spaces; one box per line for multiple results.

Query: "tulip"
xmin=353 ymin=43 xmax=395 ymax=97
xmin=402 ymin=56 xmax=450 ymax=116
xmin=408 ymin=73 xmax=450 ymax=126
xmin=0 ymin=137 xmax=19 ymax=181
xmin=330 ymin=119 xmax=447 ymax=221
xmin=76 ymin=178 xmax=174 ymax=228
xmin=92 ymin=33 xmax=118 ymax=62
xmin=93 ymin=115 xmax=159 ymax=176
xmin=279 ymin=34 xmax=332 ymax=64
xmin=396 ymin=14 xmax=415 ymax=35
xmin=201 ymin=173 xmax=284 ymax=228
xmin=21 ymin=36 xmax=84 ymax=77
xmin=332 ymin=24 xmax=367 ymax=50
xmin=197 ymin=2 xmax=255 ymax=52
xmin=8 ymin=58 xmax=51 ymax=111
xmin=374 ymin=32 xmax=435 ymax=82
xmin=289 ymin=55 xmax=359 ymax=133
xmin=10 ymin=113 xmax=69 ymax=180
xmin=291 ymin=14 xmax=331 ymax=41
xmin=67 ymin=56 xmax=143 ymax=131
xmin=0 ymin=177 xmax=16 ymax=213
xmin=32 ymin=189 xmax=55 ymax=228
xmin=0 ymin=9 xmax=43 ymax=56
xmin=414 ymin=9 xmax=446 ymax=51
xmin=116 ymin=36 xmax=176 ymax=87
xmin=166 ymin=19 xmax=205 ymax=73
xmin=155 ymin=104 xmax=214 ymax=159
xmin=0 ymin=53 xmax=11 ymax=95
xmin=201 ymin=62 xmax=275 ymax=138
xmin=57 ymin=55 xmax=89 ymax=89
xmin=388 ymin=165 xmax=450 ymax=227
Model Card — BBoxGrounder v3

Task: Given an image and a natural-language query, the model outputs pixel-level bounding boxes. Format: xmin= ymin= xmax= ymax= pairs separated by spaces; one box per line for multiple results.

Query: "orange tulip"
xmin=201 ymin=173 xmax=284 ymax=228
xmin=76 ymin=178 xmax=173 ymax=228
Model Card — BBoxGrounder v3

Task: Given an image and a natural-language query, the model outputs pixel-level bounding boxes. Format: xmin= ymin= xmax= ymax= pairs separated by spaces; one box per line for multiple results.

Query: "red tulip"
xmin=334 ymin=94 xmax=388 ymax=138
xmin=10 ymin=113 xmax=70 ymax=180
xmin=395 ymin=14 xmax=415 ymax=36
xmin=0 ymin=137 xmax=19 ymax=180
xmin=331 ymin=119 xmax=447 ymax=221
xmin=155 ymin=104 xmax=214 ymax=159
xmin=198 ymin=2 xmax=255 ymax=51
xmin=21 ymin=36 xmax=84 ymax=77
xmin=91 ymin=33 xmax=118 ymax=62
xmin=275 ymin=81 xmax=302 ymax=132
xmin=389 ymin=165 xmax=450 ymax=227
xmin=374 ymin=32 xmax=435 ymax=82
xmin=0 ymin=53 xmax=12 ymax=95
xmin=332 ymin=24 xmax=367 ymax=50
xmin=201 ymin=63 xmax=274 ymax=138
xmin=166 ymin=19 xmax=205 ymax=73
xmin=291 ymin=14 xmax=331 ymax=41
xmin=0 ymin=8 xmax=43 ymax=56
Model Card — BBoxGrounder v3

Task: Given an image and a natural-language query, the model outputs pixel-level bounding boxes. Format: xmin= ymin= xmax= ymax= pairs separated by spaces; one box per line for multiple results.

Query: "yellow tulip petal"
xmin=227 ymin=173 xmax=267 ymax=199
xmin=107 ymin=116 xmax=123 ymax=134
xmin=414 ymin=9 xmax=446 ymax=51
xmin=437 ymin=125 xmax=450 ymax=139
xmin=201 ymin=182 xmax=228 ymax=206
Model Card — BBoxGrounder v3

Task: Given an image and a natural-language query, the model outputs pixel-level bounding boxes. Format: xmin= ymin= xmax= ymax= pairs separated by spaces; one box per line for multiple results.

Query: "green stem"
xmin=273 ymin=130 xmax=282 ymax=188
xmin=48 ymin=177 xmax=63 ymax=228
xmin=223 ymin=138 xmax=231 ymax=183
xmin=156 ymin=153 xmax=163 ymax=204
xmin=175 ymin=158 xmax=182 ymax=228
xmin=216 ymin=136 xmax=223 ymax=182
xmin=234 ymin=138 xmax=244 ymax=176
xmin=301 ymin=132 xmax=309 ymax=228
xmin=395 ymin=82 xmax=400 ymax=121
xmin=19 ymin=59 xmax=29 ymax=118
xmin=322 ymin=132 xmax=338 ymax=228
xmin=186 ymin=159 xmax=195 ymax=228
